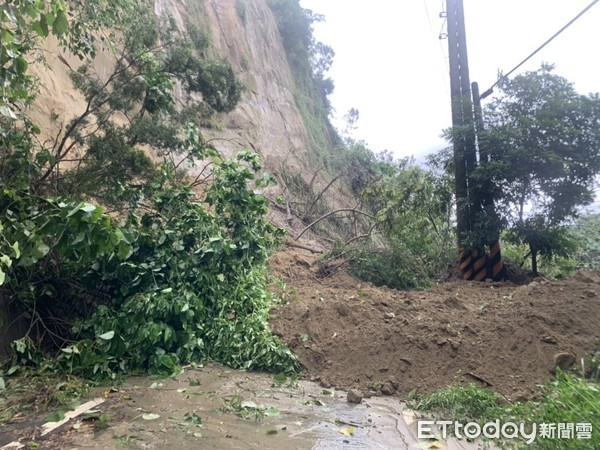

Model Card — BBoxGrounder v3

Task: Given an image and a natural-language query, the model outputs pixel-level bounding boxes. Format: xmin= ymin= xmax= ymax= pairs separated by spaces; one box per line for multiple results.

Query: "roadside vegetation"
xmin=0 ymin=0 xmax=297 ymax=398
xmin=409 ymin=368 xmax=600 ymax=449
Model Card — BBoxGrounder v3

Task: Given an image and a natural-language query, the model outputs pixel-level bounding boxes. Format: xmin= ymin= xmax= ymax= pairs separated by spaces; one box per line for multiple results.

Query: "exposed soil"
xmin=270 ymin=248 xmax=600 ymax=401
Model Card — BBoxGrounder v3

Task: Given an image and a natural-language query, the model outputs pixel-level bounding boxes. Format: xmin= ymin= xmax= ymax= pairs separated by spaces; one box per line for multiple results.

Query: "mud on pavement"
xmin=0 ymin=364 xmax=483 ymax=450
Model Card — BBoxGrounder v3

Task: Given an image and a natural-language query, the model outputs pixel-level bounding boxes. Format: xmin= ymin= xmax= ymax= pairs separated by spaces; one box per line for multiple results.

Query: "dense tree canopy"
xmin=479 ymin=65 xmax=600 ymax=274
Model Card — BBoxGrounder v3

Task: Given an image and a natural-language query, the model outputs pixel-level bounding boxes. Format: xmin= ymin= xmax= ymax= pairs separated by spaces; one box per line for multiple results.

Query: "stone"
xmin=389 ymin=377 xmax=400 ymax=390
xmin=347 ymin=389 xmax=363 ymax=404
xmin=380 ymin=381 xmax=396 ymax=396
xmin=553 ymin=352 xmax=576 ymax=371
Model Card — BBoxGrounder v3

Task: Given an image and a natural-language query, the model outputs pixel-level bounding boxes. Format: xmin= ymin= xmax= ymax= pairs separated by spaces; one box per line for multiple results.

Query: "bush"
xmin=3 ymin=153 xmax=298 ymax=379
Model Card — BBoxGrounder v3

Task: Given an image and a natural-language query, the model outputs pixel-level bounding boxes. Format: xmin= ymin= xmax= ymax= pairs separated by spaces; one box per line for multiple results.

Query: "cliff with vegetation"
xmin=29 ymin=0 xmax=334 ymax=185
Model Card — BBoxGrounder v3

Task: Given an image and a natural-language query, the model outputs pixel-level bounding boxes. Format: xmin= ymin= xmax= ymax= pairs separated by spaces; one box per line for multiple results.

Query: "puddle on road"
xmin=59 ymin=364 xmax=486 ymax=450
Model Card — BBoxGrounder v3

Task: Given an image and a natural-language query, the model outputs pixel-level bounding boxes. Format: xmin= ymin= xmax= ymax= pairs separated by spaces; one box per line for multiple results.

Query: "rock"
xmin=389 ymin=376 xmax=400 ymax=390
xmin=553 ymin=352 xmax=576 ymax=371
xmin=384 ymin=312 xmax=396 ymax=319
xmin=583 ymin=290 xmax=597 ymax=298
xmin=320 ymin=380 xmax=331 ymax=389
xmin=347 ymin=389 xmax=363 ymax=404
xmin=380 ymin=381 xmax=396 ymax=396
xmin=542 ymin=335 xmax=558 ymax=344
xmin=336 ymin=304 xmax=350 ymax=317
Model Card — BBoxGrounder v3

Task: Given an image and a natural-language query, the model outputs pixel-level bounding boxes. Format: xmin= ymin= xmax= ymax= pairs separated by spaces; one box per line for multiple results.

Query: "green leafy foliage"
xmin=505 ymin=216 xmax=578 ymax=276
xmin=410 ymin=373 xmax=600 ymax=449
xmin=569 ymin=213 xmax=600 ymax=269
xmin=1 ymin=0 xmax=134 ymax=120
xmin=349 ymin=159 xmax=455 ymax=289
xmin=477 ymin=65 xmax=600 ymax=274
xmin=1 ymin=4 xmax=245 ymax=208
xmin=1 ymin=1 xmax=297 ymax=380
xmin=4 ymin=152 xmax=298 ymax=379
xmin=192 ymin=60 xmax=244 ymax=113
xmin=311 ymin=146 xmax=455 ymax=290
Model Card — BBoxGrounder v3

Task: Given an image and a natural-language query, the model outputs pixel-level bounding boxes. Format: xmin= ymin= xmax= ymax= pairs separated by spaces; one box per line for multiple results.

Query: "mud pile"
xmin=270 ymin=249 xmax=600 ymax=400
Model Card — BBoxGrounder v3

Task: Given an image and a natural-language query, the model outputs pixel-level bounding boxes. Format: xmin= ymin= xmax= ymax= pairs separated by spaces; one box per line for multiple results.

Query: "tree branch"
xmin=295 ymin=208 xmax=376 ymax=241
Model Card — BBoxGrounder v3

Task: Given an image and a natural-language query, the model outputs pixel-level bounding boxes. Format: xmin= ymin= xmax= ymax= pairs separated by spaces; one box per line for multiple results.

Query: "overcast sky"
xmin=299 ymin=0 xmax=600 ymax=159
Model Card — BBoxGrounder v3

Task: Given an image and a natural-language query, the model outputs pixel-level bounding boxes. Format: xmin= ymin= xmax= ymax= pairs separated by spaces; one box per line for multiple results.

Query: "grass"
xmin=408 ymin=372 xmax=600 ymax=449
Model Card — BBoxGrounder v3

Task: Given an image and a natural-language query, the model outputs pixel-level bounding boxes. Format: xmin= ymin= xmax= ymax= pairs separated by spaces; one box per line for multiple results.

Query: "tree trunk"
xmin=530 ymin=246 xmax=538 ymax=277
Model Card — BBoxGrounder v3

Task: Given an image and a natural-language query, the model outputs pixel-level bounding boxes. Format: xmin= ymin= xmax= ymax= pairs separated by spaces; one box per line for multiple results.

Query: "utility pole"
xmin=446 ymin=0 xmax=469 ymax=248
xmin=444 ymin=0 xmax=505 ymax=281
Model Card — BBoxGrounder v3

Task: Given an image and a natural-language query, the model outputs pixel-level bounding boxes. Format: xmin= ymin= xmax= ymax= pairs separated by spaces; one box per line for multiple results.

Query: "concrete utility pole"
xmin=446 ymin=0 xmax=471 ymax=246
xmin=445 ymin=0 xmax=505 ymax=281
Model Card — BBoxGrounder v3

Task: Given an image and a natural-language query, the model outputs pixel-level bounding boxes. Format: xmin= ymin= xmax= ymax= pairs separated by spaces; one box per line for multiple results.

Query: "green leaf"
xmin=0 ymin=377 xmax=5 ymax=390
xmin=264 ymin=407 xmax=280 ymax=417
xmin=11 ymin=242 xmax=20 ymax=258
xmin=45 ymin=12 xmax=56 ymax=26
xmin=273 ymin=373 xmax=287 ymax=384
xmin=34 ymin=243 xmax=50 ymax=258
xmin=98 ymin=331 xmax=115 ymax=340
xmin=14 ymin=57 xmax=28 ymax=74
xmin=0 ymin=269 xmax=6 ymax=285
xmin=1 ymin=29 xmax=14 ymax=45
xmin=117 ymin=242 xmax=133 ymax=260
xmin=81 ymin=203 xmax=97 ymax=213
xmin=142 ymin=413 xmax=160 ymax=420
xmin=52 ymin=9 xmax=68 ymax=35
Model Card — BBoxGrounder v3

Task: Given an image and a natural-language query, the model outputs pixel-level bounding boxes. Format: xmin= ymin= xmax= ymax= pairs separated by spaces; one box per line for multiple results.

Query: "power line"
xmin=423 ymin=0 xmax=450 ymax=100
xmin=480 ymin=0 xmax=600 ymax=99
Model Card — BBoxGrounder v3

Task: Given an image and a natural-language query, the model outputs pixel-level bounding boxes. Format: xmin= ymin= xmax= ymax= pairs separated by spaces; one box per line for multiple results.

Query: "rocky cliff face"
xmin=31 ymin=0 xmax=314 ymax=177
xmin=189 ymin=0 xmax=313 ymax=173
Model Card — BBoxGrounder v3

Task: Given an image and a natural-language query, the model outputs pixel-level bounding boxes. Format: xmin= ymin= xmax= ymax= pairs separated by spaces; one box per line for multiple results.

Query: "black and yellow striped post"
xmin=488 ymin=240 xmax=507 ymax=281
xmin=459 ymin=247 xmax=474 ymax=280
xmin=472 ymin=249 xmax=488 ymax=281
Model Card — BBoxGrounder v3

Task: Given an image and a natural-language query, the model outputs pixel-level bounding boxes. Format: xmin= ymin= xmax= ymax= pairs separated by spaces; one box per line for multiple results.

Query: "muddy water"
xmin=63 ymin=364 xmax=486 ymax=449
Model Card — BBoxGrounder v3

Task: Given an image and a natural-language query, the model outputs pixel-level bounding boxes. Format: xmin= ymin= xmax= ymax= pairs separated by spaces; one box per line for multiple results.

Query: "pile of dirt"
xmin=269 ymin=248 xmax=600 ymax=401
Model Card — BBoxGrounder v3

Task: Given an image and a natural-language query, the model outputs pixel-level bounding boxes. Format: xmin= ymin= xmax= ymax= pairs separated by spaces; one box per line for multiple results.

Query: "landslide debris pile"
xmin=270 ymin=250 xmax=600 ymax=400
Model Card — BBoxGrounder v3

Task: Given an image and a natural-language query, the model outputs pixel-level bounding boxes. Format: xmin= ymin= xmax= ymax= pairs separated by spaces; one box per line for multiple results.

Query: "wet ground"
xmin=1 ymin=364 xmax=489 ymax=449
